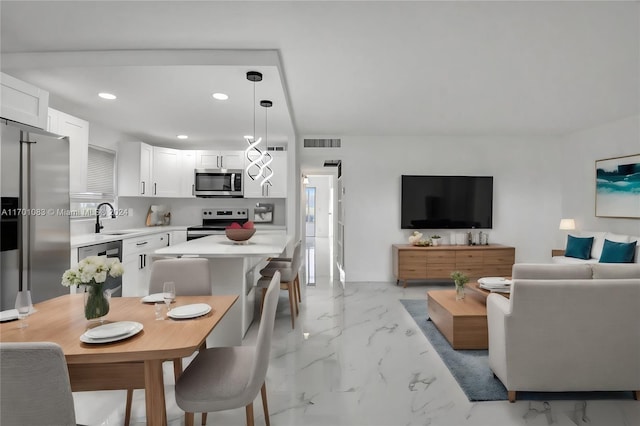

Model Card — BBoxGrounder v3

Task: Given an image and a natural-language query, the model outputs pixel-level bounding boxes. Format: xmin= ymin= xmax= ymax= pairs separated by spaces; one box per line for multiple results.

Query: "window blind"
xmin=86 ymin=145 xmax=115 ymax=195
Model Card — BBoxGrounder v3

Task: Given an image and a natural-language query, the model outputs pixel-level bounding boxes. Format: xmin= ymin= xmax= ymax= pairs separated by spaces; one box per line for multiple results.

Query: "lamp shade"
xmin=559 ymin=218 xmax=576 ymax=230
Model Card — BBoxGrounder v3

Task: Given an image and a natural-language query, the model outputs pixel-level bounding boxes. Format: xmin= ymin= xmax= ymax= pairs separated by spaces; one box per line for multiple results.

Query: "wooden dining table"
xmin=0 ymin=293 xmax=238 ymax=426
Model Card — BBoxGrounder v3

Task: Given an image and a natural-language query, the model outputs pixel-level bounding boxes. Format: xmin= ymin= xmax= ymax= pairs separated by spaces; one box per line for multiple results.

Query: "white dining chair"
xmin=0 ymin=342 xmax=77 ymax=426
xmin=175 ymin=271 xmax=281 ymax=426
xmin=125 ymin=257 xmax=211 ymax=425
xmin=147 ymin=257 xmax=211 ymax=295
xmin=256 ymin=241 xmax=302 ymax=328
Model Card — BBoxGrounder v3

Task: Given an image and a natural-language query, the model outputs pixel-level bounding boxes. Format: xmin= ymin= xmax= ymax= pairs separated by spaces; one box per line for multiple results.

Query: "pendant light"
xmin=258 ymin=99 xmax=273 ymax=187
xmin=244 ymin=71 xmax=264 ymax=180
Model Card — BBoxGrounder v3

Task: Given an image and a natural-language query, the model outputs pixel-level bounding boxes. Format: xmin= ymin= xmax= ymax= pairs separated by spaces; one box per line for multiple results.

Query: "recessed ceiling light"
xmin=98 ymin=92 xmax=117 ymax=100
xmin=177 ymin=135 xmax=189 ymax=140
xmin=212 ymin=93 xmax=229 ymax=101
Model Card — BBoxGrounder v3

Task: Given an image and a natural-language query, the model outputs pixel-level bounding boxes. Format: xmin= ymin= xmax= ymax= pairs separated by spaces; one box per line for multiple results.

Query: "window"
xmin=87 ymin=145 xmax=116 ymax=195
xmin=69 ymin=145 xmax=117 ymax=219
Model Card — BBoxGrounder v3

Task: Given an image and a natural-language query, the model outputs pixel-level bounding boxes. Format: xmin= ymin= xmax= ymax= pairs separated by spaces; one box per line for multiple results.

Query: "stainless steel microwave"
xmin=194 ymin=169 xmax=243 ymax=197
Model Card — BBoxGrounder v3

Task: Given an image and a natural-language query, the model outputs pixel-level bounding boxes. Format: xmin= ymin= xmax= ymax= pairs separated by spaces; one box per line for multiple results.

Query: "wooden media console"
xmin=392 ymin=244 xmax=515 ymax=287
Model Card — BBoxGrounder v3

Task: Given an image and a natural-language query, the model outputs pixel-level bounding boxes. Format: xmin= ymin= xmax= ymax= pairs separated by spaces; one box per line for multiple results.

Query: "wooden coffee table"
xmin=427 ymin=289 xmax=489 ymax=349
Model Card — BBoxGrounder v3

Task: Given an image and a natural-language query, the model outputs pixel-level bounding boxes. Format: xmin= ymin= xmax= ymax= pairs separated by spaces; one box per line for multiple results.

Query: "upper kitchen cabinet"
xmin=1 ymin=72 xmax=49 ymax=129
xmin=180 ymin=150 xmax=196 ymax=197
xmin=196 ymin=150 xmax=244 ymax=170
xmin=152 ymin=146 xmax=181 ymax=197
xmin=244 ymin=150 xmax=288 ymax=198
xmin=47 ymin=108 xmax=89 ymax=193
xmin=118 ymin=142 xmax=153 ymax=196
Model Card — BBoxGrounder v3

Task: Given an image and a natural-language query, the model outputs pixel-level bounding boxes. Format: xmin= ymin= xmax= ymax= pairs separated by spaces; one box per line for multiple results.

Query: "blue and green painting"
xmin=596 ymin=155 xmax=640 ymax=218
xmin=597 ymin=161 xmax=640 ymax=194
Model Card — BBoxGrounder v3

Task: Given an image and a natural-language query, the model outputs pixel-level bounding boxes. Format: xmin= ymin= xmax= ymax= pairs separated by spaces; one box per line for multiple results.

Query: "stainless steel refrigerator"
xmin=1 ymin=118 xmax=70 ymax=310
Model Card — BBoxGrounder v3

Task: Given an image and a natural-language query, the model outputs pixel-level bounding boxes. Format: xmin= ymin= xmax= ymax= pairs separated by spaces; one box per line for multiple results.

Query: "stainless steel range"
xmin=186 ymin=208 xmax=249 ymax=240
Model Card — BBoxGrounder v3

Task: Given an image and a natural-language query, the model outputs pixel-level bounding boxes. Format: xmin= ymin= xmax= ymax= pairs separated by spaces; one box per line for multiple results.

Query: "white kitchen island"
xmin=154 ymin=231 xmax=291 ymax=346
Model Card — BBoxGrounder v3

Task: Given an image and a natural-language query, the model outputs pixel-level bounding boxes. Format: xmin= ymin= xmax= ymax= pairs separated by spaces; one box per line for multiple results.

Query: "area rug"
xmin=399 ymin=299 xmax=635 ymax=402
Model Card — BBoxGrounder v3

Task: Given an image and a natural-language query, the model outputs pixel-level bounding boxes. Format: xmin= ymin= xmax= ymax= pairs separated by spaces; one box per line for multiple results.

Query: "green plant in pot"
xmin=450 ymin=271 xmax=469 ymax=300
xmin=431 ymin=235 xmax=442 ymax=246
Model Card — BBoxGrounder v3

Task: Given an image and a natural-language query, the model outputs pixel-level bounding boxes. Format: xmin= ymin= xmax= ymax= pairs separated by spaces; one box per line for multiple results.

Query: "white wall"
xmin=88 ymin=122 xmax=123 ymax=151
xmin=560 ymin=114 xmax=640 ymax=237
xmin=332 ymin=136 xmax=562 ymax=282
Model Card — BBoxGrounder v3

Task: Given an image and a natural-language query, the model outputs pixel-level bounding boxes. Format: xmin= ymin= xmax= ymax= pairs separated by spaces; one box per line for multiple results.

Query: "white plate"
xmin=85 ymin=321 xmax=139 ymax=339
xmin=141 ymin=293 xmax=168 ymax=303
xmin=478 ymin=277 xmax=512 ymax=286
xmin=168 ymin=303 xmax=212 ymax=319
xmin=81 ymin=322 xmax=143 ymax=344
xmin=0 ymin=309 xmax=19 ymax=322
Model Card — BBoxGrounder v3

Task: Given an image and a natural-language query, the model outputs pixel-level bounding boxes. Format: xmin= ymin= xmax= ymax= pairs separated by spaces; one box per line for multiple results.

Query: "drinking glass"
xmin=163 ymin=282 xmax=176 ymax=312
xmin=15 ymin=291 xmax=30 ymax=329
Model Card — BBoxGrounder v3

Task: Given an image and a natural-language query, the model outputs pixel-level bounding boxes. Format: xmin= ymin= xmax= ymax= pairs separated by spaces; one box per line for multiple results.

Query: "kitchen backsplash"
xmin=70 ymin=197 xmax=286 ymax=236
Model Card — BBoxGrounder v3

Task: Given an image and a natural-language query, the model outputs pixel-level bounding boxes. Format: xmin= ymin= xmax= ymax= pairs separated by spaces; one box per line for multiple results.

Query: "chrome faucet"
xmin=95 ymin=202 xmax=116 ymax=233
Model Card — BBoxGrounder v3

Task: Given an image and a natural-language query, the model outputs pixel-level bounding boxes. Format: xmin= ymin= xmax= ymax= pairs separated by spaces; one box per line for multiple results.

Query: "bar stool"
xmin=260 ymin=240 xmax=302 ymax=305
xmin=256 ymin=241 xmax=302 ymax=329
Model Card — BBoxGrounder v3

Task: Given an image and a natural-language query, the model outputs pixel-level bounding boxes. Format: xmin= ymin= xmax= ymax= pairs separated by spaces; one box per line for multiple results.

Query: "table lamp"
xmin=559 ymin=218 xmax=576 ymax=230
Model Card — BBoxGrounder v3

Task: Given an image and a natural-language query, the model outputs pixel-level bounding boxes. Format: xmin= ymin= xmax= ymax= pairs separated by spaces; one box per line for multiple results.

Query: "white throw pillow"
xmin=579 ymin=231 xmax=606 ymax=260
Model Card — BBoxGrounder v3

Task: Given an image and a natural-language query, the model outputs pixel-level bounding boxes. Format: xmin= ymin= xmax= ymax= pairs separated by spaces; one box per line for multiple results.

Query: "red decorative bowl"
xmin=225 ymin=228 xmax=256 ymax=242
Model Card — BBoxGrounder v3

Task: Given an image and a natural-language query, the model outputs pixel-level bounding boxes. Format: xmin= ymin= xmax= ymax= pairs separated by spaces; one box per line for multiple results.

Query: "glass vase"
xmin=84 ymin=282 xmax=110 ymax=322
xmin=455 ymin=285 xmax=465 ymax=301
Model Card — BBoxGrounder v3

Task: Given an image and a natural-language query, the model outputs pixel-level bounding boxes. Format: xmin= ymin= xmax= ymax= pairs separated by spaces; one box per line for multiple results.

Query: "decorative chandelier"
xmin=258 ymin=99 xmax=273 ymax=187
xmin=244 ymin=71 xmax=264 ymax=181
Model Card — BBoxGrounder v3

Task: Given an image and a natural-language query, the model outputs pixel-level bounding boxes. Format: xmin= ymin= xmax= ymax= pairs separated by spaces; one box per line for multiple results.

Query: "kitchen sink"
xmin=102 ymin=230 xmax=142 ymax=236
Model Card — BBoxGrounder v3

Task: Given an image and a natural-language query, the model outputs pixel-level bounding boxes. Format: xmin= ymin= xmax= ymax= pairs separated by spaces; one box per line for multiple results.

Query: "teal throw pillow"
xmin=564 ymin=235 xmax=594 ymax=260
xmin=599 ymin=239 xmax=637 ymax=263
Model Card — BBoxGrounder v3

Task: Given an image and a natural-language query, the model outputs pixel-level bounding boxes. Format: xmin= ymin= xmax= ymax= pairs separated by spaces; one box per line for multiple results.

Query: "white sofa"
xmin=487 ymin=263 xmax=640 ymax=402
xmin=552 ymin=231 xmax=640 ymax=264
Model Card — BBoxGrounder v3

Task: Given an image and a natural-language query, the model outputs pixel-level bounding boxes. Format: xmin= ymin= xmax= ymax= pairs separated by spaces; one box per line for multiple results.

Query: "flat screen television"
xmin=401 ymin=175 xmax=493 ymax=229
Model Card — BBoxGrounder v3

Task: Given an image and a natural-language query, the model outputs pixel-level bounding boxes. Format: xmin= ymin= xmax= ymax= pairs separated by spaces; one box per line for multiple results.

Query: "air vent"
xmin=267 ymin=146 xmax=286 ymax=151
xmin=304 ymin=138 xmax=341 ymax=148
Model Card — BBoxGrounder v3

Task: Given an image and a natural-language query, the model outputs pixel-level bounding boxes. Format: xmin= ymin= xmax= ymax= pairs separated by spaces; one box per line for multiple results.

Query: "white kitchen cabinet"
xmin=170 ymin=230 xmax=187 ymax=245
xmin=196 ymin=150 xmax=244 ymax=170
xmin=121 ymin=232 xmax=169 ymax=296
xmin=48 ymin=108 xmax=89 ymax=193
xmin=118 ymin=142 xmax=152 ymax=196
xmin=1 ymin=72 xmax=49 ymax=129
xmin=180 ymin=150 xmax=196 ymax=197
xmin=243 ymin=151 xmax=287 ymax=198
xmin=152 ymin=146 xmax=181 ymax=197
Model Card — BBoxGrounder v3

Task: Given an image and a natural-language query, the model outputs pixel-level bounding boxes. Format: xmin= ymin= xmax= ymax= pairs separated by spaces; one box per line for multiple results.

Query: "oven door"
xmin=186 ymin=229 xmax=225 ymax=241
xmin=194 ymin=169 xmax=243 ymax=197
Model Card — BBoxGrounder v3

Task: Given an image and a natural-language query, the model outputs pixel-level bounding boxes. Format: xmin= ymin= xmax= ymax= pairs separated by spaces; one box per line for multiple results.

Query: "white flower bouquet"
xmin=61 ymin=255 xmax=124 ymax=287
xmin=62 ymin=256 xmax=124 ymax=320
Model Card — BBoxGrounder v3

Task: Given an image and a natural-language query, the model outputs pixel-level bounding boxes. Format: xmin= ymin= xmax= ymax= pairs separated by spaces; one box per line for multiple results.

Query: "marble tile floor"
xmin=74 ymin=237 xmax=639 ymax=426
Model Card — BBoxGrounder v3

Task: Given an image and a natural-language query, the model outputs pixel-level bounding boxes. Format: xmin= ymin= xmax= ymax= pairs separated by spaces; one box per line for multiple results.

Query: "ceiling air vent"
xmin=267 ymin=146 xmax=286 ymax=151
xmin=304 ymin=138 xmax=341 ymax=148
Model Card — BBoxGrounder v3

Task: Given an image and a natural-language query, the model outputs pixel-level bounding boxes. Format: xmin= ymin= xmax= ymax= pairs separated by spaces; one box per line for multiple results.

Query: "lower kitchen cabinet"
xmin=122 ymin=233 xmax=169 ymax=296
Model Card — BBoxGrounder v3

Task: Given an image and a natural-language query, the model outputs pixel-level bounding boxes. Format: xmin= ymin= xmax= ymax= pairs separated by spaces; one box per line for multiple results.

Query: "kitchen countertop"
xmin=154 ymin=231 xmax=291 ymax=258
xmin=70 ymin=226 xmax=187 ymax=248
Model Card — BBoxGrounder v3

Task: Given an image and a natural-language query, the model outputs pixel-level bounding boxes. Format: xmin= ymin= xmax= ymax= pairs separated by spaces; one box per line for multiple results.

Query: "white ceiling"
xmin=1 ymin=1 xmax=638 ymax=147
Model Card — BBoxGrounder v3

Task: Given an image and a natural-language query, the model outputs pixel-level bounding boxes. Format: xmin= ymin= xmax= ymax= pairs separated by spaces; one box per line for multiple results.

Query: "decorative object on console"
xmin=408 ymin=231 xmax=425 ymax=246
xmin=564 ymin=235 xmax=594 ymax=260
xmin=61 ymin=256 xmax=124 ymax=321
xmin=595 ymin=154 xmax=640 ymax=219
xmin=599 ymin=239 xmax=638 ymax=263
xmin=450 ymin=271 xmax=469 ymax=300
xmin=431 ymin=235 xmax=441 ymax=246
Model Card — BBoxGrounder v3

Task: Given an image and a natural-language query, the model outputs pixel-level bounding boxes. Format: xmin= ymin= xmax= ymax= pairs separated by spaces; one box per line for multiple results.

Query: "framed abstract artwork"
xmin=595 ymin=154 xmax=640 ymax=218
